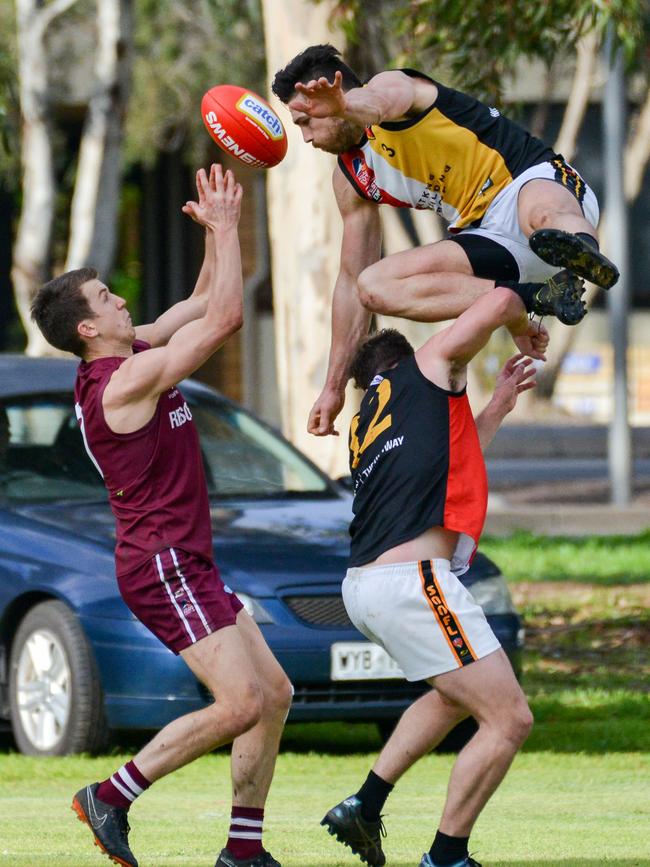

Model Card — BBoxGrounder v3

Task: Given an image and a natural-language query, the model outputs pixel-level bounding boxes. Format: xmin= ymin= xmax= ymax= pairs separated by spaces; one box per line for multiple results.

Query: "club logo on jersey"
xmin=169 ymin=402 xmax=193 ymax=429
xmin=478 ymin=176 xmax=494 ymax=197
xmin=352 ymin=156 xmax=381 ymax=202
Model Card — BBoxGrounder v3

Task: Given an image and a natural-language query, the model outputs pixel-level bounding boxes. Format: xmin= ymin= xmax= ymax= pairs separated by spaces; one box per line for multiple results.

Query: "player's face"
xmin=80 ymin=279 xmax=135 ymax=345
xmin=290 ymin=109 xmax=361 ymax=154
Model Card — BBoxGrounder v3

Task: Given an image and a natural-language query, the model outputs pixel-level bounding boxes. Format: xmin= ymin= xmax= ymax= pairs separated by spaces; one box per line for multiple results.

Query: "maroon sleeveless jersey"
xmin=74 ymin=341 xmax=213 ymax=576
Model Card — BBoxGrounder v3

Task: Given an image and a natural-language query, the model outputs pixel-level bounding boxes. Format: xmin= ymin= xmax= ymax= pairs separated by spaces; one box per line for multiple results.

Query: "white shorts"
xmin=342 ymin=559 xmax=501 ymax=682
xmin=456 ymin=160 xmax=600 ymax=282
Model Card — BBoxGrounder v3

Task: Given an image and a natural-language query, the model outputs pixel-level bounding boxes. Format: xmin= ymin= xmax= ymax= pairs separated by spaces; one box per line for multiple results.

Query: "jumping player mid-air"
xmin=272 ymin=44 xmax=618 ymax=437
xmin=321 ymin=285 xmax=545 ymax=867
xmin=31 ymin=165 xmax=292 ymax=867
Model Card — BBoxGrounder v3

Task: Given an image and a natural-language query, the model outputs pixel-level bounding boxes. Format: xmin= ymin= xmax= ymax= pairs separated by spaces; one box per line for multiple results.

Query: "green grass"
xmin=0 ymin=533 xmax=648 ymax=865
xmin=0 ymin=752 xmax=649 ymax=866
xmin=480 ymin=530 xmax=650 ymax=585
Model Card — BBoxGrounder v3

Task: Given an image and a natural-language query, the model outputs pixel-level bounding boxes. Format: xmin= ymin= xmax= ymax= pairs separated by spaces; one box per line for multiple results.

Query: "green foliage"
xmin=126 ymin=0 xmax=266 ymax=167
xmin=0 ymin=2 xmax=18 ymax=183
xmin=327 ymin=0 xmax=649 ymax=100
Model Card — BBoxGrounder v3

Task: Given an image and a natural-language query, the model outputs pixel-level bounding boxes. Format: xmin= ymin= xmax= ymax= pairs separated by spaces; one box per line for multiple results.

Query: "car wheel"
xmin=376 ymin=716 xmax=478 ymax=752
xmin=9 ymin=600 xmax=109 ymax=756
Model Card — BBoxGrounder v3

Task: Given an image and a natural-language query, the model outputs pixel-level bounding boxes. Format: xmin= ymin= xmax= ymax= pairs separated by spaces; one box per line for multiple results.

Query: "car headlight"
xmin=467 ymin=576 xmax=517 ymax=615
xmin=235 ymin=592 xmax=274 ymax=624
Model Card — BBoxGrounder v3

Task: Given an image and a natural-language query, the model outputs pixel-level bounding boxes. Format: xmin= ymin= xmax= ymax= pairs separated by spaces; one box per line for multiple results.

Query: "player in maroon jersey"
xmin=31 ymin=165 xmax=291 ymax=867
xmin=321 ymin=287 xmax=540 ymax=867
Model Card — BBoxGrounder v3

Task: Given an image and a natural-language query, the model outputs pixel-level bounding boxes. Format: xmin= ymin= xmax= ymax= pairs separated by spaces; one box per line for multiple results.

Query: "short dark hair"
xmin=349 ymin=329 xmax=414 ymax=390
xmin=272 ymin=44 xmax=362 ymax=103
xmin=30 ymin=268 xmax=98 ymax=357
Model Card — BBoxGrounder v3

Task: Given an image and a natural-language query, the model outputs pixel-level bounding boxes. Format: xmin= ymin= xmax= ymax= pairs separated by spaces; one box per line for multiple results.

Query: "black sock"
xmin=576 ymin=231 xmax=599 ymax=251
xmin=497 ymin=279 xmax=539 ymax=313
xmin=429 ymin=830 xmax=470 ymax=865
xmin=356 ymin=770 xmax=394 ymax=821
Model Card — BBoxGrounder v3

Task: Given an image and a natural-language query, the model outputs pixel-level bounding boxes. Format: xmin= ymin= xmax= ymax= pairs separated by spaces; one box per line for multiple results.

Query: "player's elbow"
xmin=218 ymin=310 xmax=243 ymax=343
xmin=491 ymin=285 xmax=524 ymax=325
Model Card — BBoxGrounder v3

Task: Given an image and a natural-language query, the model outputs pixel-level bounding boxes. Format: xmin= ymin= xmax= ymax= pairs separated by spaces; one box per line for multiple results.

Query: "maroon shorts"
xmin=117 ymin=547 xmax=244 ymax=654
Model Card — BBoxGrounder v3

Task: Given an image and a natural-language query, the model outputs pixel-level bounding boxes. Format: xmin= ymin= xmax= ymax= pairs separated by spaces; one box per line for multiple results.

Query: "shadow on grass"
xmin=360 ymin=863 xmax=650 ymax=867
xmin=491 ymin=862 xmax=650 ymax=867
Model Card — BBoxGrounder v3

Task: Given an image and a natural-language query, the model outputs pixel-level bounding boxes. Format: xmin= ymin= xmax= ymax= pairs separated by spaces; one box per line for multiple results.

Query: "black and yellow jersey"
xmin=348 ymin=354 xmax=488 ymax=572
xmin=338 ymin=69 xmax=555 ymax=229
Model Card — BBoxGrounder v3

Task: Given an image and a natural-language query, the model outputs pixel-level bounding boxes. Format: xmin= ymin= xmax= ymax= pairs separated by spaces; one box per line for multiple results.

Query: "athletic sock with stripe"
xmin=226 ymin=806 xmax=265 ymax=860
xmin=96 ymin=759 xmax=151 ymax=810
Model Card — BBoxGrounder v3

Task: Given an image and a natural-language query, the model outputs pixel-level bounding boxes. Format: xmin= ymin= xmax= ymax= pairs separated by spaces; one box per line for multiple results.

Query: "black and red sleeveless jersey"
xmin=74 ymin=341 xmax=213 ymax=576
xmin=348 ymin=353 xmax=487 ymax=572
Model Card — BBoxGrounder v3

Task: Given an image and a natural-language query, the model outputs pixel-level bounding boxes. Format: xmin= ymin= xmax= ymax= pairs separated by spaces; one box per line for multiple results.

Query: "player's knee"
xmin=266 ymin=674 xmax=294 ymax=719
xmin=504 ymin=700 xmax=534 ymax=746
xmin=527 ymin=202 xmax=576 ymax=232
xmin=358 ymin=267 xmax=390 ymax=314
xmin=227 ymin=681 xmax=264 ymax=735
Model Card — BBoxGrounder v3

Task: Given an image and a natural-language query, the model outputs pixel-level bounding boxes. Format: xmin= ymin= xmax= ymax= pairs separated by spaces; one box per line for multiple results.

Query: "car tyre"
xmin=9 ymin=600 xmax=109 ymax=756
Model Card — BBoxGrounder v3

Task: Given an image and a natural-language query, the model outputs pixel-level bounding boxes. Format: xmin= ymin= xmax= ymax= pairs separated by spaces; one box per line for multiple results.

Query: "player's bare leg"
xmin=133 ymin=626 xmax=266 ymax=780
xmin=373 ymin=688 xmax=467 ymax=783
xmin=431 ymin=648 xmax=533 ymax=836
xmin=357 ymin=239 xmax=493 ymax=322
xmin=229 ymin=611 xmax=293 ymax=808
xmin=519 ymin=179 xmax=619 ymax=289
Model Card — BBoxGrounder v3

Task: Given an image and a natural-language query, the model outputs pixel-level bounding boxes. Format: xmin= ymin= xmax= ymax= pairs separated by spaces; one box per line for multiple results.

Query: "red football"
xmin=201 ymin=85 xmax=288 ymax=169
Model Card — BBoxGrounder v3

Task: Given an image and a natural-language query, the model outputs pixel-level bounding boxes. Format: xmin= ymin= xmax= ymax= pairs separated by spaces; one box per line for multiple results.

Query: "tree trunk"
xmin=11 ymin=0 xmax=76 ymax=356
xmin=554 ymin=31 xmax=598 ymax=163
xmin=66 ymin=0 xmax=133 ymax=274
xmin=537 ymin=77 xmax=650 ymax=400
xmin=262 ymin=0 xmax=357 ymax=477
xmin=533 ymin=33 xmax=599 ymax=399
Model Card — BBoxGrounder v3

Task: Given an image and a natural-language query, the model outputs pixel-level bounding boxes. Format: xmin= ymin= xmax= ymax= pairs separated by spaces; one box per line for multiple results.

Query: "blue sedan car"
xmin=0 ymin=355 xmax=523 ymax=755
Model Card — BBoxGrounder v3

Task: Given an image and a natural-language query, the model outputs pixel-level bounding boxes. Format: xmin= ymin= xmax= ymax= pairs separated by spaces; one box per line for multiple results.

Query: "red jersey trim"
xmin=443 ymin=395 xmax=487 ymax=544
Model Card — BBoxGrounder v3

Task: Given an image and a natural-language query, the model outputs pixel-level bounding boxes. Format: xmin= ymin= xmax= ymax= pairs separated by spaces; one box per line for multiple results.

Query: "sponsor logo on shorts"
xmin=419 ymin=560 xmax=475 ymax=667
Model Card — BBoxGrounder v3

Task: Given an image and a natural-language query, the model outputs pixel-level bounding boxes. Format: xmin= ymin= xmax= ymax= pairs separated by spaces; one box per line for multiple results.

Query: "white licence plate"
xmin=330 ymin=641 xmax=404 ymax=681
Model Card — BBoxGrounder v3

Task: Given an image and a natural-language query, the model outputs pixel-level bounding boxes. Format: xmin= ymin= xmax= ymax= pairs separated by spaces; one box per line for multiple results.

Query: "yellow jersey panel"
xmin=337 ymin=71 xmax=554 ymax=229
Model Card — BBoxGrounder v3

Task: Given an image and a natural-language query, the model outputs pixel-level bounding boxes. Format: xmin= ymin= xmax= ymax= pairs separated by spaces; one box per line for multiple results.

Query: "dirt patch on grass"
xmin=511 ymin=581 xmax=650 ymax=693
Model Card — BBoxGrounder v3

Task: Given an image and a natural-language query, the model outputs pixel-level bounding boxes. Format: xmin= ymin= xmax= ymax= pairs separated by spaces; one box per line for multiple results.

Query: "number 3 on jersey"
xmin=349 ymin=378 xmax=392 ymax=470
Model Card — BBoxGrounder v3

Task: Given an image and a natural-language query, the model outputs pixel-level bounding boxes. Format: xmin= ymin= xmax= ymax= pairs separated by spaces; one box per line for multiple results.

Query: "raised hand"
xmin=512 ymin=318 xmax=549 ymax=361
xmin=182 ymin=164 xmax=242 ymax=231
xmin=288 ymin=70 xmax=347 ymax=118
xmin=492 ymin=353 xmax=537 ymax=414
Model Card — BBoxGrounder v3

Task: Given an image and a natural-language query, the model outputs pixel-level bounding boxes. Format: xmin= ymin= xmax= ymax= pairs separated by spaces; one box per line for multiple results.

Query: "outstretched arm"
xmin=104 ymin=164 xmax=243 ymax=426
xmin=134 ymin=170 xmax=220 ymax=347
xmin=476 ymin=354 xmax=537 ymax=449
xmin=307 ymin=169 xmax=381 ymax=436
xmin=289 ymin=70 xmax=437 ymax=127
xmin=415 ymin=287 xmax=548 ymax=391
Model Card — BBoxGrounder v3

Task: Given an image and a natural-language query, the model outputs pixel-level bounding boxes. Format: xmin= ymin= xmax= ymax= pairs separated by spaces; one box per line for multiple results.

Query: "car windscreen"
xmin=0 ymin=390 xmax=330 ymax=503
